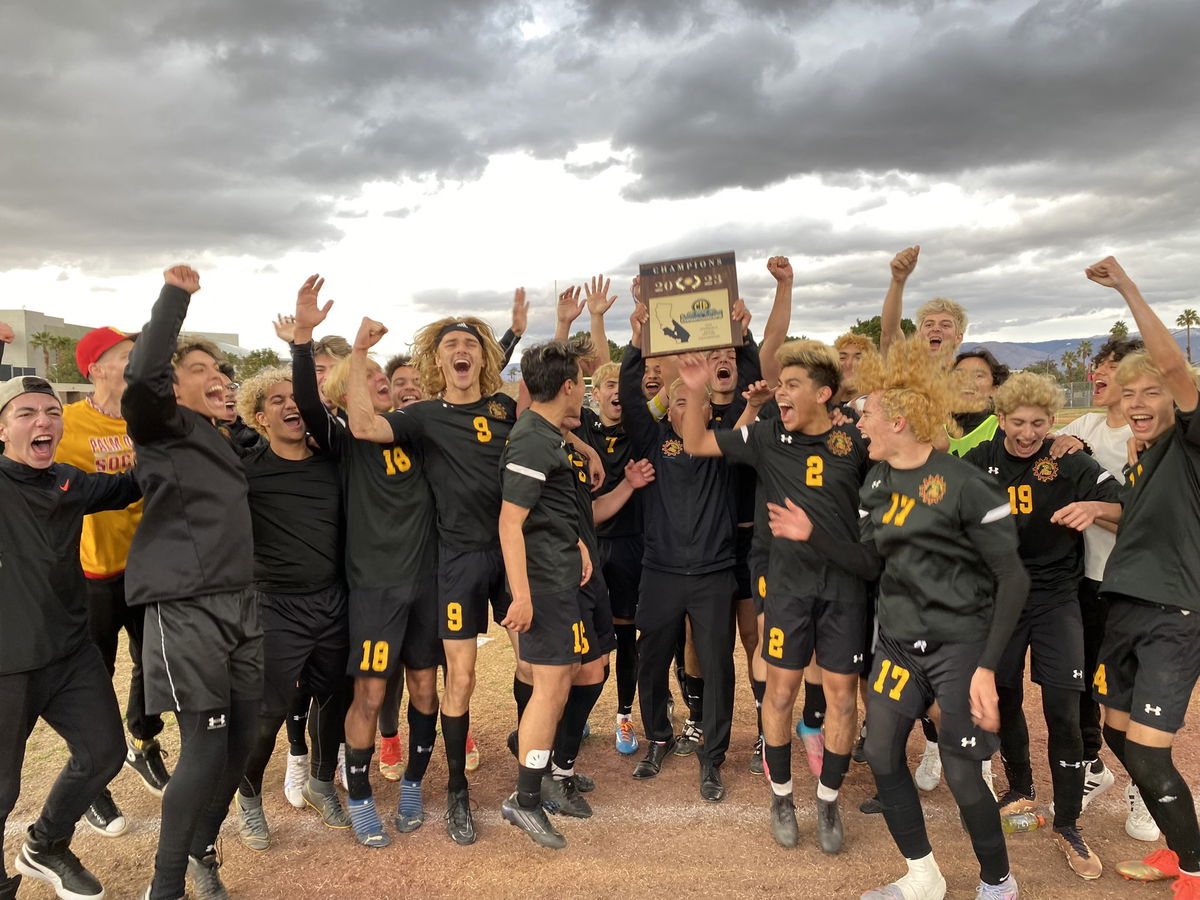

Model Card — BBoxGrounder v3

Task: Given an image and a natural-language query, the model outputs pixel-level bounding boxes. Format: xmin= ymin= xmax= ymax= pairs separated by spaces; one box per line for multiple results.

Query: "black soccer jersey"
xmin=574 ymin=408 xmax=639 ymax=539
xmin=711 ymin=340 xmax=763 ymax=524
xmin=963 ymin=434 xmax=1121 ymax=597
xmin=241 ymin=444 xmax=342 ymax=595
xmin=500 ymin=410 xmax=582 ymax=595
xmin=384 ymin=393 xmax=517 ymax=551
xmin=717 ymin=419 xmax=871 ymax=602
xmin=861 ymin=450 xmax=1020 ymax=645
xmin=566 ymin=445 xmax=599 ymax=559
xmin=1102 ymin=407 xmax=1200 ymax=611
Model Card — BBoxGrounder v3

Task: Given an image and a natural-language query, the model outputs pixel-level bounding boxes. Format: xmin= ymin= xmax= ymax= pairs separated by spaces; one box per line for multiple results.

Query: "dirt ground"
xmin=8 ymin=622 xmax=1197 ymax=900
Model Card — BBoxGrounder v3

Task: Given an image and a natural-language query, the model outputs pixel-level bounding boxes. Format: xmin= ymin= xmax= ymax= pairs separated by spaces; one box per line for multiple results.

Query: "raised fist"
xmin=163 ymin=265 xmax=201 ymax=295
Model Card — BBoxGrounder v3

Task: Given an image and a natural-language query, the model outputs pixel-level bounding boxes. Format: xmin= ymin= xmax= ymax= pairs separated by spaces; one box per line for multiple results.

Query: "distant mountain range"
xmin=962 ymin=331 xmax=1192 ymax=370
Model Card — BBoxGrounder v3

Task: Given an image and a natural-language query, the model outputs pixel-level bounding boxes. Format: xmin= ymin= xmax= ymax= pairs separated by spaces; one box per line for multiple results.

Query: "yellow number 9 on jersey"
xmin=447 ymin=602 xmax=464 ymax=632
xmin=473 ymin=416 xmax=492 ymax=443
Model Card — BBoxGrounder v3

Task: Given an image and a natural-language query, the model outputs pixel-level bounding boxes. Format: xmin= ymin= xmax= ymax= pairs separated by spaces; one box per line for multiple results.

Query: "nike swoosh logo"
xmin=59 ymin=479 xmax=71 ymax=491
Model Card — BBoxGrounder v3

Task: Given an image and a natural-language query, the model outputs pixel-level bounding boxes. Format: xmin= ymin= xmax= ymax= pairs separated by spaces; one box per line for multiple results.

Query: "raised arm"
xmin=0 ymin=320 xmax=12 ymax=368
xmin=677 ymin=353 xmax=721 ymax=457
xmin=880 ymin=246 xmax=920 ymax=359
xmin=734 ymin=380 xmax=773 ymax=429
xmin=122 ymin=267 xmax=200 ymax=443
xmin=346 ymin=317 xmax=401 ymax=444
xmin=499 ymin=287 xmax=529 ymax=367
xmin=759 ymin=256 xmax=794 ymax=387
xmin=584 ymin=274 xmax=616 ymax=367
xmin=1086 ymin=256 xmax=1198 ymax=413
xmin=592 ymin=458 xmax=654 ymax=525
xmin=553 ymin=285 xmax=585 ymax=343
xmin=619 ymin=341 xmax=656 ymax=453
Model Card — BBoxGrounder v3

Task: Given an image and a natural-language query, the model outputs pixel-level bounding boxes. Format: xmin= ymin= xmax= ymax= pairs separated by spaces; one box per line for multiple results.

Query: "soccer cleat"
xmin=675 ymin=719 xmax=703 ymax=756
xmin=860 ymin=869 xmax=947 ymax=899
xmin=974 ymin=874 xmax=1019 ymax=898
xmin=302 ymin=778 xmax=351 ymax=828
xmin=1080 ymin=759 xmax=1115 ymax=810
xmin=816 ymin=797 xmax=844 ymax=854
xmin=83 ymin=788 xmax=128 ymax=838
xmin=186 ymin=853 xmax=229 ymax=900
xmin=378 ymin=735 xmax=403 ymax=782
xmin=1126 ymin=782 xmax=1161 ymax=842
xmin=541 ymin=774 xmax=593 ymax=818
xmin=633 ymin=738 xmax=675 ymax=779
xmin=573 ymin=772 xmax=595 ymax=793
xmin=283 ymin=751 xmax=308 ymax=808
xmin=981 ymin=759 xmax=998 ymax=802
xmin=615 ymin=716 xmax=639 ymax=755
xmin=15 ymin=831 xmax=104 ymax=899
xmin=750 ymin=734 xmax=765 ymax=775
xmin=1117 ymin=848 xmax=1180 ymax=881
xmin=852 ymin=731 xmax=867 ymax=764
xmin=1052 ymin=826 xmax=1101 ymax=879
xmin=125 ymin=737 xmax=170 ymax=796
xmin=446 ymin=787 xmax=477 ymax=845
xmin=796 ymin=723 xmax=824 ymax=777
xmin=347 ymin=797 xmax=391 ymax=849
xmin=501 ymin=792 xmax=566 ymax=849
xmin=465 ymin=732 xmax=481 ymax=773
xmin=395 ymin=778 xmax=424 ymax=833
xmin=235 ymin=793 xmax=271 ymax=851
xmin=1172 ymin=872 xmax=1200 ymax=899
xmin=914 ymin=742 xmax=942 ymax=791
xmin=770 ymin=793 xmax=799 ymax=848
xmin=997 ymin=787 xmax=1037 ymax=817
xmin=860 ymin=795 xmax=884 ymax=815
xmin=699 ymin=762 xmax=725 ymax=802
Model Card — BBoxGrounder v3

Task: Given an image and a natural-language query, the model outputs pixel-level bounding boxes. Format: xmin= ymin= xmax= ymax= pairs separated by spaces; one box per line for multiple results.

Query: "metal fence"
xmin=1061 ymin=381 xmax=1094 ymax=409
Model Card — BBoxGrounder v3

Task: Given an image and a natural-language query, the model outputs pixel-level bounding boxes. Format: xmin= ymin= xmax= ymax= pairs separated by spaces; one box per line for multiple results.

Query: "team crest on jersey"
xmin=662 ymin=438 xmax=684 ymax=458
xmin=827 ymin=430 xmax=853 ymax=456
xmin=918 ymin=473 xmax=947 ymax=506
xmin=487 ymin=399 xmax=509 ymax=420
xmin=1032 ymin=458 xmax=1059 ymax=482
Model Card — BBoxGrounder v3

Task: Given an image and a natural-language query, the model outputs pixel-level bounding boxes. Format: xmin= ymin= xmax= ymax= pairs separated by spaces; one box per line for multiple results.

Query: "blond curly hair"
xmin=235 ymin=366 xmax=293 ymax=435
xmin=855 ymin=334 xmax=958 ymax=443
xmin=993 ymin=371 xmax=1062 ymax=417
xmin=834 ymin=332 xmax=875 ymax=354
xmin=411 ymin=316 xmax=504 ymax=398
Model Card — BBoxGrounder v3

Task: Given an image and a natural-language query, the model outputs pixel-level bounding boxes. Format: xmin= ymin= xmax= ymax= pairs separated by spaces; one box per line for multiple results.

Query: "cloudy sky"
xmin=3 ymin=0 xmax=1198 ymax=356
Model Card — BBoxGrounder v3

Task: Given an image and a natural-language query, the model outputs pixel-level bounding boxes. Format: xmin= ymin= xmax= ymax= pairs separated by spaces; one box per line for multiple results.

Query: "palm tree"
xmin=1177 ymin=309 xmax=1199 ymax=362
xmin=1110 ymin=320 xmax=1129 ymax=338
xmin=28 ymin=331 xmax=56 ymax=375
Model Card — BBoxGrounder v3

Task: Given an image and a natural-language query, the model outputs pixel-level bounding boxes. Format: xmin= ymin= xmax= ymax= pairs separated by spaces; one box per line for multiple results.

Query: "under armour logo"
xmin=780 ymin=434 xmax=793 ymax=444
xmin=872 ymin=480 xmax=881 ymax=489
xmin=207 ymin=715 xmax=227 ymax=730
xmin=961 ymin=737 xmax=976 ymax=748
xmin=1145 ymin=704 xmax=1162 ymax=716
xmin=1073 ymin=670 xmax=1083 ymax=679
xmin=913 ymin=640 xmax=927 ymax=652
xmin=987 ymin=466 xmax=1000 ymax=475
xmin=350 ymin=764 xmax=369 ymax=774
xmin=853 ymin=654 xmax=864 ymax=663
xmin=416 ymin=745 xmax=434 ymax=754
xmin=1058 ymin=760 xmax=1083 ymax=769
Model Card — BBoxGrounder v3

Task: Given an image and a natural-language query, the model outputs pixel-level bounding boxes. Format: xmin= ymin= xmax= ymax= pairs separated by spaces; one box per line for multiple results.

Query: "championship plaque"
xmin=639 ymin=251 xmax=742 ymax=358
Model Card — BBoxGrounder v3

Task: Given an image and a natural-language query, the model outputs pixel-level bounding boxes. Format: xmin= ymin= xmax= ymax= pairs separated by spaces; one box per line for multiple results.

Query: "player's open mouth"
xmin=377 ymin=383 xmax=390 ymax=398
xmin=30 ymin=435 xmax=55 ymax=459
xmin=1093 ymin=379 xmax=1108 ymax=396
xmin=398 ymin=392 xmax=420 ymax=404
xmin=452 ymin=359 xmax=471 ymax=374
xmin=716 ymin=365 xmax=732 ymax=380
xmin=611 ymin=397 xmax=621 ymax=410
xmin=644 ymin=380 xmax=661 ymax=393
xmin=928 ymin=338 xmax=943 ymax=350
xmin=1012 ymin=438 xmax=1039 ymax=455
xmin=282 ymin=413 xmax=302 ymax=427
xmin=1128 ymin=413 xmax=1154 ymax=434
xmin=777 ymin=401 xmax=794 ymax=422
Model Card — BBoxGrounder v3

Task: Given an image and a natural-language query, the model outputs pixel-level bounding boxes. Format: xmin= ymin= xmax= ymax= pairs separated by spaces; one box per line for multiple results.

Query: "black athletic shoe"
xmin=187 ymin=853 xmax=228 ymax=900
xmin=859 ymin=794 xmax=883 ymax=814
xmin=674 ymin=719 xmax=702 ymax=756
xmin=851 ymin=732 xmax=867 ymax=765
xmin=699 ymin=762 xmax=725 ymax=802
xmin=749 ymin=735 xmax=765 ymax=775
xmin=446 ymin=787 xmax=477 ymax=845
xmin=15 ymin=830 xmax=103 ymax=899
xmin=816 ymin=797 xmax=844 ymax=853
xmin=770 ymin=794 xmax=799 ymax=848
xmin=632 ymin=737 xmax=675 ymax=779
xmin=126 ymin=737 xmax=171 ymax=796
xmin=506 ymin=729 xmax=518 ymax=760
xmin=84 ymin=787 xmax=128 ymax=837
xmin=541 ymin=774 xmax=593 ymax=818
xmin=501 ymin=792 xmax=566 ymax=849
xmin=573 ymin=772 xmax=595 ymax=793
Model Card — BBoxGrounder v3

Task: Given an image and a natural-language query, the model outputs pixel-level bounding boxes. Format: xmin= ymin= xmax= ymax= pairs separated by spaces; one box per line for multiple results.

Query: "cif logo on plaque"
xmin=639 ymin=251 xmax=743 ymax=358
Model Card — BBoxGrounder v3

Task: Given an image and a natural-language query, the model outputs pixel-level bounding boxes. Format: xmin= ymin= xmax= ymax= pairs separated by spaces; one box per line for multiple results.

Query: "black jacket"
xmin=0 ymin=457 xmax=140 ymax=673
xmin=121 ymin=284 xmax=254 ymax=606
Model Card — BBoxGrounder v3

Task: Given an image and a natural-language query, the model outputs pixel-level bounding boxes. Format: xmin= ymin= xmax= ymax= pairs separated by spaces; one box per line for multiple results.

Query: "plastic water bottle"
xmin=1002 ymin=813 xmax=1045 ymax=834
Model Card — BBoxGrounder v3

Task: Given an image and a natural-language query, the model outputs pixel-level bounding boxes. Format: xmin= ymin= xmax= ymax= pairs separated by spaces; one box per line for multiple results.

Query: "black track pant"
xmin=0 ymin=644 xmax=125 ymax=882
xmin=636 ymin=568 xmax=735 ymax=767
xmin=86 ymin=573 xmax=164 ymax=741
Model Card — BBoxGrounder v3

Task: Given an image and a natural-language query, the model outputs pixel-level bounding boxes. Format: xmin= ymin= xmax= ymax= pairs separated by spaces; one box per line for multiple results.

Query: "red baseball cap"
xmin=76 ymin=327 xmax=137 ymax=376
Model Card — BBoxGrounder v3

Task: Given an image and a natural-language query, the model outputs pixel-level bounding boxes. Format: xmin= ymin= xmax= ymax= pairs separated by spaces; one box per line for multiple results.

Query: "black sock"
xmin=765 ymin=742 xmax=792 ymax=788
xmin=920 ymin=715 xmax=938 ymax=743
xmin=286 ymin=694 xmax=310 ymax=756
xmin=517 ymin=764 xmax=544 ymax=808
xmin=344 ymin=746 xmax=373 ymax=802
xmin=875 ymin=769 xmax=931 ymax=859
xmin=819 ymin=750 xmax=852 ymax=793
xmin=1124 ymin=741 xmax=1200 ymax=872
xmin=442 ymin=711 xmax=470 ymax=793
xmin=802 ymin=681 xmax=825 ymax=730
xmin=683 ymin=674 xmax=704 ymax=724
xmin=403 ymin=704 xmax=438 ymax=783
xmin=1043 ymin=685 xmax=1084 ymax=828
xmin=513 ymin=677 xmax=533 ymax=724
xmin=615 ymin=623 xmax=638 ymax=717
xmin=1102 ymin=723 xmax=1128 ymax=767
xmin=960 ymin=794 xmax=1010 ymax=884
xmin=553 ymin=681 xmax=606 ymax=772
xmin=998 ymin=684 xmax=1033 ymax=795
xmin=751 ymin=679 xmax=765 ymax=736
xmin=309 ymin=691 xmax=344 ymax=783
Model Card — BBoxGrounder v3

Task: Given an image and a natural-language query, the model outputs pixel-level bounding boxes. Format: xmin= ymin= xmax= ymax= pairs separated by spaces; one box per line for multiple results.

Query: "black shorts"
xmin=439 ymin=545 xmax=508 ymax=640
xmin=996 ymin=594 xmax=1085 ymax=692
xmin=748 ymin=543 xmax=769 ymax=616
xmin=260 ymin=584 xmax=349 ymax=715
xmin=761 ymin=594 xmax=869 ymax=675
xmin=348 ymin=578 xmax=442 ymax=678
xmin=520 ymin=586 xmax=592 ymax=666
xmin=867 ymin=633 xmax=999 ymax=761
xmin=1093 ymin=593 xmax=1200 ymax=733
xmin=733 ymin=526 xmax=754 ymax=601
xmin=143 ymin=590 xmax=264 ymax=715
xmin=579 ymin=569 xmax=616 ymax=662
xmin=599 ymin=535 xmax=643 ymax=621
